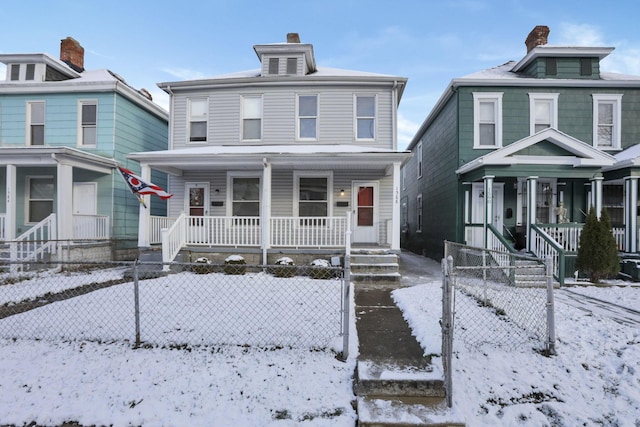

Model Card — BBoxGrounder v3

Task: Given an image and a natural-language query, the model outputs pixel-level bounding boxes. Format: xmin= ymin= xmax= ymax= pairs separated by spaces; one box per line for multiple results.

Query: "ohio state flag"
xmin=118 ymin=167 xmax=172 ymax=200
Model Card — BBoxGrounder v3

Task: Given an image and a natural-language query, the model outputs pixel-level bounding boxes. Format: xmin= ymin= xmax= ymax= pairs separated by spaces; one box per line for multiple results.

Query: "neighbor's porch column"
xmin=261 ymin=158 xmax=272 ymax=264
xmin=526 ymin=176 xmax=538 ymax=252
xmin=56 ymin=162 xmax=74 ymax=242
xmin=483 ymin=175 xmax=494 ymax=249
xmin=625 ymin=176 xmax=638 ymax=253
xmin=137 ymin=164 xmax=151 ymax=248
xmin=4 ymin=164 xmax=17 ymax=241
xmin=591 ymin=176 xmax=604 ymax=219
xmin=391 ymin=161 xmax=401 ymax=251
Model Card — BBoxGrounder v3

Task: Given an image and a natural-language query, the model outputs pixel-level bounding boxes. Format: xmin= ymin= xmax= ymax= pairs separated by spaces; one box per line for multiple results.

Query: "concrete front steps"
xmin=514 ymin=259 xmax=548 ymax=287
xmin=351 ymin=250 xmax=401 ymax=284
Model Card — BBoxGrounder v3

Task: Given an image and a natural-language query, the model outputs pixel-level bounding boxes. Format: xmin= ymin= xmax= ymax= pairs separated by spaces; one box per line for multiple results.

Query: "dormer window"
xmin=268 ymin=58 xmax=279 ymax=75
xmin=286 ymin=58 xmax=297 ymax=75
xmin=581 ymin=58 xmax=592 ymax=76
xmin=25 ymin=64 xmax=35 ymax=80
xmin=10 ymin=64 xmax=20 ymax=80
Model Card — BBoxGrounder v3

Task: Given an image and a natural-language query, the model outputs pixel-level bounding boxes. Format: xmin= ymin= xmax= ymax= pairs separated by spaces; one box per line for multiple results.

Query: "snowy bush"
xmin=309 ymin=259 xmax=332 ymax=279
xmin=272 ymin=257 xmax=296 ymax=278
xmin=192 ymin=257 xmax=214 ymax=274
xmin=224 ymin=255 xmax=246 ymax=275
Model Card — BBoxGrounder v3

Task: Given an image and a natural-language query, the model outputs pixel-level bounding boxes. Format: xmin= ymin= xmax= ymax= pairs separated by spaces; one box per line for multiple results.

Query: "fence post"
xmin=545 ymin=256 xmax=556 ymax=355
xmin=133 ymin=259 xmax=141 ymax=348
xmin=442 ymin=256 xmax=454 ymax=408
xmin=340 ymin=214 xmax=352 ymax=361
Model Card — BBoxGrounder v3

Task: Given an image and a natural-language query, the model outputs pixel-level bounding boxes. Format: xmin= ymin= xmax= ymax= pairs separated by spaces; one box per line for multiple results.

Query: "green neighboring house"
xmin=0 ymin=37 xmax=168 ymax=262
xmin=402 ymin=26 xmax=640 ymax=283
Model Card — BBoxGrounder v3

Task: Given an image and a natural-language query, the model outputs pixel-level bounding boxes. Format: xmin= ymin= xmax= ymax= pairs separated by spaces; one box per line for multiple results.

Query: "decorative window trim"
xmin=354 ymin=94 xmax=376 ymax=141
xmin=592 ymin=94 xmax=623 ymax=150
xmin=472 ymin=92 xmax=503 ymax=149
xmin=416 ymin=193 xmax=423 ymax=233
xmin=226 ymin=171 xmax=261 ymax=217
xmin=77 ymin=99 xmax=98 ymax=147
xmin=528 ymin=93 xmax=559 ymax=135
xmin=293 ymin=171 xmax=333 ymax=218
xmin=417 ymin=141 xmax=423 ymax=179
xmin=187 ymin=97 xmax=208 ymax=143
xmin=296 ymin=94 xmax=318 ymax=140
xmin=26 ymin=101 xmax=45 ymax=146
xmin=241 ymin=95 xmax=263 ymax=141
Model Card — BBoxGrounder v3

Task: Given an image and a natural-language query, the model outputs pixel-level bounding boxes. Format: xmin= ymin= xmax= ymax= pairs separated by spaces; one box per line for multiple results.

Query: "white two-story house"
xmin=129 ymin=33 xmax=410 ymax=264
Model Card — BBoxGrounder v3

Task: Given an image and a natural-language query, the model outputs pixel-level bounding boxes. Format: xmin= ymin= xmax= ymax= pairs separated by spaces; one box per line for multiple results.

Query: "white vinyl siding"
xmin=529 ymin=93 xmax=559 ymax=135
xmin=473 ymin=92 xmax=503 ymax=148
xmin=592 ymin=94 xmax=623 ymax=150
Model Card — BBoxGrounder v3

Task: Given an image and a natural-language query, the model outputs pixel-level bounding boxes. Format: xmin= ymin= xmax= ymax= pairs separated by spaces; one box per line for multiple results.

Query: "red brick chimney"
xmin=525 ymin=26 xmax=550 ymax=53
xmin=60 ymin=37 xmax=85 ymax=72
xmin=286 ymin=33 xmax=300 ymax=43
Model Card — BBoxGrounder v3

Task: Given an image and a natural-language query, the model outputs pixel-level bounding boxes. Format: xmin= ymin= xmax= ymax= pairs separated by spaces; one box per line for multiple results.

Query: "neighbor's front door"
xmin=352 ymin=181 xmax=378 ymax=243
xmin=186 ymin=182 xmax=210 ymax=217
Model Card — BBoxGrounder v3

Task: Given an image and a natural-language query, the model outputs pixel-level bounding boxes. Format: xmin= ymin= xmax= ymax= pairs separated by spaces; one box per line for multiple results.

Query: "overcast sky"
xmin=1 ymin=0 xmax=639 ymax=149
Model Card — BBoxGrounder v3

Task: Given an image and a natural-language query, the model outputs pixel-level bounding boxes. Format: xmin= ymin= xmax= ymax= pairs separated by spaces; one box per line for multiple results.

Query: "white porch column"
xmin=5 ymin=165 xmax=17 ymax=241
xmin=591 ymin=176 xmax=604 ymax=219
xmin=526 ymin=176 xmax=538 ymax=252
xmin=56 ymin=162 xmax=74 ymax=242
xmin=261 ymin=158 xmax=272 ymax=264
xmin=625 ymin=177 xmax=638 ymax=253
xmin=138 ymin=164 xmax=152 ymax=248
xmin=483 ymin=176 xmax=494 ymax=248
xmin=391 ymin=161 xmax=401 ymax=251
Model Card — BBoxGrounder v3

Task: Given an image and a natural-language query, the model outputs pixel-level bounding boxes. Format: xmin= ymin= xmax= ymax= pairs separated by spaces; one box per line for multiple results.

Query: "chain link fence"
xmin=0 ymin=260 xmax=349 ymax=357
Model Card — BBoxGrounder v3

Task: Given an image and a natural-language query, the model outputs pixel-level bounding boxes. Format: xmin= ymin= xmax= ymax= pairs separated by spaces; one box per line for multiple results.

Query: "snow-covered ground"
xmin=1 ymin=260 xmax=639 ymax=426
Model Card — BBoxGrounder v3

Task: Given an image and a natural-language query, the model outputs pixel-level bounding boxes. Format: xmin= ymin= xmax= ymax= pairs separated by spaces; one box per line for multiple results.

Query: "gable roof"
xmin=456 ymin=128 xmax=616 ymax=174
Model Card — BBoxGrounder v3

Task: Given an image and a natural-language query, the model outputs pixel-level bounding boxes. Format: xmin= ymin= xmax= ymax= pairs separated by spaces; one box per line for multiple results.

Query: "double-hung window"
xmin=78 ymin=100 xmax=97 ymax=146
xmin=230 ymin=174 xmax=261 ymax=217
xmin=416 ymin=194 xmax=423 ymax=232
xmin=355 ymin=95 xmax=375 ymax=140
xmin=188 ymin=98 xmax=207 ymax=142
xmin=242 ymin=95 xmax=262 ymax=141
xmin=472 ymin=93 xmax=503 ymax=148
xmin=286 ymin=58 xmax=297 ymax=75
xmin=27 ymin=101 xmax=45 ymax=146
xmin=295 ymin=172 xmax=332 ymax=226
xmin=417 ymin=141 xmax=423 ymax=179
xmin=529 ymin=93 xmax=559 ymax=134
xmin=592 ymin=94 xmax=622 ymax=150
xmin=27 ymin=176 xmax=54 ymax=223
xmin=297 ymin=94 xmax=317 ymax=139
xmin=268 ymin=58 xmax=279 ymax=75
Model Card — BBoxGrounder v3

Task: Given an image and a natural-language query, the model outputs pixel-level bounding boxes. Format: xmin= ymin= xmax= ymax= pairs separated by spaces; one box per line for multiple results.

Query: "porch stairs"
xmin=513 ymin=258 xmax=548 ymax=287
xmin=350 ymin=249 xmax=401 ymax=284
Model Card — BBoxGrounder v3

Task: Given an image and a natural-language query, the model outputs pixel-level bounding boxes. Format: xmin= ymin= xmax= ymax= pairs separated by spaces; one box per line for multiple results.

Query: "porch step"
xmin=356 ymin=397 xmax=464 ymax=427
xmin=350 ymin=252 xmax=400 ymax=284
xmin=514 ymin=259 xmax=547 ymax=287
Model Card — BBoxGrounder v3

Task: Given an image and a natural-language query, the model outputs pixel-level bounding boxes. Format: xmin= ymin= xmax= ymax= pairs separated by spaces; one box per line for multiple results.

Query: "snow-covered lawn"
xmin=393 ymin=259 xmax=640 ymax=426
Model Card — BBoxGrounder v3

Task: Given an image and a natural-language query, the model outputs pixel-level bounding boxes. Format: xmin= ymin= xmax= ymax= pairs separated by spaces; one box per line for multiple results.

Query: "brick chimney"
xmin=60 ymin=37 xmax=85 ymax=72
xmin=525 ymin=26 xmax=550 ymax=53
xmin=286 ymin=33 xmax=300 ymax=43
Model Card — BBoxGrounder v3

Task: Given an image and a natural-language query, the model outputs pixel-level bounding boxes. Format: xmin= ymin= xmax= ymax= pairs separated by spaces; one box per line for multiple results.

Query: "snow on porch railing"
xmin=72 ymin=215 xmax=110 ymax=240
xmin=270 ymin=217 xmax=346 ymax=248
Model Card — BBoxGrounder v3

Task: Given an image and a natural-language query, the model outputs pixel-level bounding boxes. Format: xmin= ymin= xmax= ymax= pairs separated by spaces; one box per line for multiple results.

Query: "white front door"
xmin=470 ymin=182 xmax=504 ymax=247
xmin=72 ymin=182 xmax=97 ymax=239
xmin=352 ymin=181 xmax=379 ymax=243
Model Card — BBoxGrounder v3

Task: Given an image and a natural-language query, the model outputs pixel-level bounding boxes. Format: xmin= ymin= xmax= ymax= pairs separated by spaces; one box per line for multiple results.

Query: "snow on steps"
xmin=351 ymin=250 xmax=401 ymax=284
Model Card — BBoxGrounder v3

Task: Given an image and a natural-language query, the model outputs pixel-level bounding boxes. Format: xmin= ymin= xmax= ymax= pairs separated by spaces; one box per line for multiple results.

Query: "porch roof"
xmin=127 ymin=144 xmax=412 ymax=175
xmin=0 ymin=146 xmax=118 ymax=174
xmin=456 ymin=128 xmax=616 ymax=176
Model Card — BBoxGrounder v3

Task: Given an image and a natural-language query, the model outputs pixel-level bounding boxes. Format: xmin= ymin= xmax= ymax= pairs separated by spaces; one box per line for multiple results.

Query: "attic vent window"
xmin=268 ymin=58 xmax=279 ymax=75
xmin=546 ymin=58 xmax=557 ymax=76
xmin=10 ymin=64 xmax=20 ymax=81
xmin=581 ymin=58 xmax=592 ymax=76
xmin=286 ymin=58 xmax=297 ymax=74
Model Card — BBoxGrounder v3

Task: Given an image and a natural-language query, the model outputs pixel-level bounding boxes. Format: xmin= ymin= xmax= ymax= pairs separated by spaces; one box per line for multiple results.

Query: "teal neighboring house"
xmin=0 ymin=37 xmax=168 ymax=262
xmin=402 ymin=26 xmax=640 ymax=283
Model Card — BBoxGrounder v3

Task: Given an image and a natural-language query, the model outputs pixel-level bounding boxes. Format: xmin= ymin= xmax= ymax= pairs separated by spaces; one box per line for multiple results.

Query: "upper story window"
xmin=268 ymin=58 xmax=279 ymax=75
xmin=472 ymin=92 xmax=503 ymax=148
xmin=286 ymin=58 xmax=297 ymax=75
xmin=581 ymin=58 xmax=592 ymax=76
xmin=25 ymin=64 xmax=35 ymax=81
xmin=417 ymin=141 xmax=423 ymax=178
xmin=188 ymin=98 xmax=208 ymax=142
xmin=78 ymin=100 xmax=97 ymax=146
xmin=546 ymin=58 xmax=557 ymax=76
xmin=529 ymin=93 xmax=559 ymax=134
xmin=297 ymin=94 xmax=317 ymax=139
xmin=27 ymin=101 xmax=45 ymax=146
xmin=242 ymin=95 xmax=262 ymax=141
xmin=10 ymin=64 xmax=20 ymax=81
xmin=592 ymin=94 xmax=623 ymax=150
xmin=355 ymin=95 xmax=376 ymax=140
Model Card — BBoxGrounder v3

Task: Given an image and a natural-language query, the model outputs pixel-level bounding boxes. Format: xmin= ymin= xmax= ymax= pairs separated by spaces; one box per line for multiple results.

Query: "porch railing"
xmin=271 ymin=217 xmax=346 ymax=248
xmin=0 ymin=214 xmax=5 ymax=241
xmin=72 ymin=214 xmax=110 ymax=240
xmin=161 ymin=213 xmax=187 ymax=270
xmin=10 ymin=214 xmax=58 ymax=265
xmin=150 ymin=215 xmax=177 ymax=244
xmin=185 ymin=216 xmax=261 ymax=246
xmin=530 ymin=224 xmax=565 ymax=285
xmin=538 ymin=223 xmax=625 ymax=252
